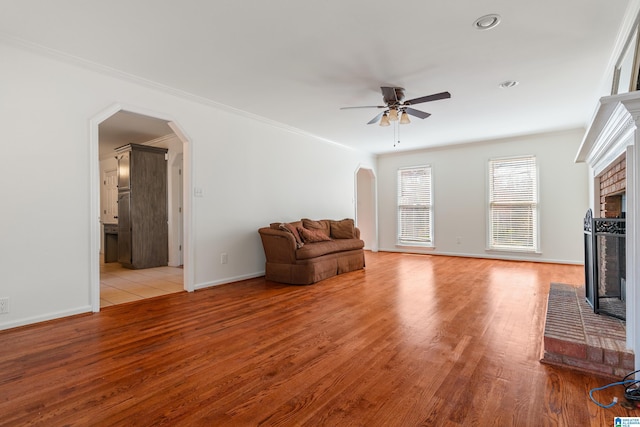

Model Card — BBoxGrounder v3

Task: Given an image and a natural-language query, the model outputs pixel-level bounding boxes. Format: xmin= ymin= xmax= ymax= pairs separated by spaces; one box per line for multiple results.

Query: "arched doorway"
xmin=355 ymin=166 xmax=377 ymax=252
xmin=89 ymin=105 xmax=193 ymax=312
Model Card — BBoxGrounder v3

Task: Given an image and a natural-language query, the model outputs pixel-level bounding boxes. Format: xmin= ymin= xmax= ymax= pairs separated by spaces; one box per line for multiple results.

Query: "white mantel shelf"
xmin=576 ymin=91 xmax=640 ymax=173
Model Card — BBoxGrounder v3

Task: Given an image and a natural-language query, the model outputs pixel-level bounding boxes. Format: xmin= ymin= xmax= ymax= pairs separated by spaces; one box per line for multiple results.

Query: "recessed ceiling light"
xmin=499 ymin=80 xmax=519 ymax=89
xmin=474 ymin=14 xmax=501 ymax=30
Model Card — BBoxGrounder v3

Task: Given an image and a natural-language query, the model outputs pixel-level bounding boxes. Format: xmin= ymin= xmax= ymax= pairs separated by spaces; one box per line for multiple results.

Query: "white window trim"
xmin=396 ymin=165 xmax=434 ymax=248
xmin=486 ymin=155 xmax=541 ymax=254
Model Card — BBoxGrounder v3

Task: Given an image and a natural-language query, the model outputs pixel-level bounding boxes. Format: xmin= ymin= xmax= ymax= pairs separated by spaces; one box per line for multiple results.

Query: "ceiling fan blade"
xmin=367 ymin=112 xmax=384 ymax=125
xmin=404 ymin=107 xmax=431 ymax=119
xmin=404 ymin=91 xmax=451 ymax=105
xmin=381 ymin=86 xmax=401 ymax=104
xmin=340 ymin=105 xmax=386 ymax=110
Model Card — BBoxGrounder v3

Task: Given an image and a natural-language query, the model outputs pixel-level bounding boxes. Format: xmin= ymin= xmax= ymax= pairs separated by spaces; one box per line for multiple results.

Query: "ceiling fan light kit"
xmin=341 ymin=86 xmax=450 ymax=146
xmin=341 ymin=86 xmax=451 ymax=127
xmin=379 ymin=112 xmax=391 ymax=127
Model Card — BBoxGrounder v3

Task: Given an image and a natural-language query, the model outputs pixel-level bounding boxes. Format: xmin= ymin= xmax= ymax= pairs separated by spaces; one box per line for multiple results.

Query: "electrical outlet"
xmin=0 ymin=298 xmax=9 ymax=314
xmin=220 ymin=253 xmax=228 ymax=264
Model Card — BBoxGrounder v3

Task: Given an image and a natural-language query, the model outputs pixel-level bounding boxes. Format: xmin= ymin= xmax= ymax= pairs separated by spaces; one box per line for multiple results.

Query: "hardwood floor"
xmin=0 ymin=252 xmax=636 ymax=426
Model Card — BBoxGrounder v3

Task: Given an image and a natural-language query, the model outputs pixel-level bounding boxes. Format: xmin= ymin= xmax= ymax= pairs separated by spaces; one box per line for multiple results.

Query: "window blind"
xmin=397 ymin=166 xmax=433 ymax=245
xmin=488 ymin=156 xmax=538 ymax=251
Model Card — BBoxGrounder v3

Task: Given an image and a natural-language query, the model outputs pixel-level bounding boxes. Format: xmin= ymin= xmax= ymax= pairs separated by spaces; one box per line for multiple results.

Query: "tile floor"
xmin=100 ymin=259 xmax=184 ymax=308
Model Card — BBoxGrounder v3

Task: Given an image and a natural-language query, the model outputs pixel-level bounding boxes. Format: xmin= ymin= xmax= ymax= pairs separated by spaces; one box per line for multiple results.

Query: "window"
xmin=488 ymin=156 xmax=538 ymax=252
xmin=397 ymin=166 xmax=433 ymax=246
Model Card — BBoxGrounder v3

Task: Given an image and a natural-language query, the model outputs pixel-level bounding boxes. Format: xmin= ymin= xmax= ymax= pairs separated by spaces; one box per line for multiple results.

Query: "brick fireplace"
xmin=584 ymin=157 xmax=627 ymax=320
xmin=544 ymin=154 xmax=628 ymax=375
xmin=600 ymin=157 xmax=627 ymax=309
xmin=576 ymin=91 xmax=640 ymax=373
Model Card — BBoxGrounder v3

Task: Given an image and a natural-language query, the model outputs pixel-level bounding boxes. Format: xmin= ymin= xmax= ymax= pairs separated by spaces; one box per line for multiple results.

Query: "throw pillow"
xmin=297 ymin=226 xmax=332 ymax=243
xmin=279 ymin=223 xmax=304 ymax=248
xmin=330 ymin=218 xmax=355 ymax=239
xmin=302 ymin=218 xmax=331 ymax=236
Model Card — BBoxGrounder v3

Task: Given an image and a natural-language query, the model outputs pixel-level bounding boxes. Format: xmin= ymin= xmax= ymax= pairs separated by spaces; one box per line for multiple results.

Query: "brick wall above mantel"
xmin=600 ymin=155 xmax=626 ymax=217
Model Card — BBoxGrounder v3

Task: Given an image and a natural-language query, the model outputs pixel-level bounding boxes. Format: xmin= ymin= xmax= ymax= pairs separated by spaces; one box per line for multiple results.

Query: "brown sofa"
xmin=258 ymin=218 xmax=365 ymax=285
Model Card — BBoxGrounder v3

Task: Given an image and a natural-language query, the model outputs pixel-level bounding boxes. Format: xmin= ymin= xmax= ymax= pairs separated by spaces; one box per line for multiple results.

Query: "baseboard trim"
xmin=0 ymin=305 xmax=92 ymax=331
xmin=194 ymin=271 xmax=265 ymax=290
xmin=376 ymin=248 xmax=582 ymax=265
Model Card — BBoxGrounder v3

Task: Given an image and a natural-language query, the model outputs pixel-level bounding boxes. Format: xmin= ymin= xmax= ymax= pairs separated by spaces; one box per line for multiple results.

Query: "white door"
xmin=103 ymin=169 xmax=118 ymax=223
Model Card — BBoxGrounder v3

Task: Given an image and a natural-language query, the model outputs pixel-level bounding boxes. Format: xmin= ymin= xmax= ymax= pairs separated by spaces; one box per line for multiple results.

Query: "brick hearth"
xmin=542 ymin=283 xmax=634 ymax=378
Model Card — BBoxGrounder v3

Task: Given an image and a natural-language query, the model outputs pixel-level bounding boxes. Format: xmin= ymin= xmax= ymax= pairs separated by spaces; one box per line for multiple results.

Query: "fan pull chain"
xmin=393 ymin=122 xmax=396 ymax=147
xmin=393 ymin=121 xmax=401 ymax=147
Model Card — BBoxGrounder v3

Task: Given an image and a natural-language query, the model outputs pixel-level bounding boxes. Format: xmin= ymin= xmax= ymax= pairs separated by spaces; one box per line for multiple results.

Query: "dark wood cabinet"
xmin=103 ymin=223 xmax=119 ymax=263
xmin=115 ymin=144 xmax=168 ymax=269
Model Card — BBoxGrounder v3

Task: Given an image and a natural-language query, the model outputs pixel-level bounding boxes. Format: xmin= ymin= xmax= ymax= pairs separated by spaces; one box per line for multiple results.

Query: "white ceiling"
xmin=99 ymin=111 xmax=173 ymax=158
xmin=0 ymin=1 xmax=633 ymax=154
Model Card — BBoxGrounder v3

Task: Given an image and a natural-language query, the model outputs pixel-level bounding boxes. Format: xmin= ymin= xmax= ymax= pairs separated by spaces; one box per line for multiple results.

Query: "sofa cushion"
xmin=297 ymin=226 xmax=331 ymax=243
xmin=302 ymin=218 xmax=331 ymax=237
xmin=295 ymin=238 xmax=364 ymax=260
xmin=270 ymin=221 xmax=302 ymax=230
xmin=330 ymin=218 xmax=356 ymax=239
xmin=279 ymin=223 xmax=304 ymax=248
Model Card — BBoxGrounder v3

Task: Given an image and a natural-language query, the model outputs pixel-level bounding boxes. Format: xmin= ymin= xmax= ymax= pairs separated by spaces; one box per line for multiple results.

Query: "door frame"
xmin=89 ymin=103 xmax=195 ymax=312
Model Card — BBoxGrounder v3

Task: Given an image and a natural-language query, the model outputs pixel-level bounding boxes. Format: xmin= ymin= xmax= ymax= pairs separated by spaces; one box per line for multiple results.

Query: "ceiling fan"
xmin=340 ymin=87 xmax=451 ymax=126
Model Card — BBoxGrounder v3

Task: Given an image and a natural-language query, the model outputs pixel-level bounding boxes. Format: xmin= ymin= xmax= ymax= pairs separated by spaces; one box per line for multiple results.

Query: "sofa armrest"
xmin=354 ymin=227 xmax=361 ymax=239
xmin=259 ymin=227 xmax=297 ymax=263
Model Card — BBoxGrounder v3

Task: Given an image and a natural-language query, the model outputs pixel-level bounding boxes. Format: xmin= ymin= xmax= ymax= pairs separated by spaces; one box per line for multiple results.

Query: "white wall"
xmin=377 ymin=129 xmax=589 ymax=264
xmin=0 ymin=41 xmax=375 ymax=329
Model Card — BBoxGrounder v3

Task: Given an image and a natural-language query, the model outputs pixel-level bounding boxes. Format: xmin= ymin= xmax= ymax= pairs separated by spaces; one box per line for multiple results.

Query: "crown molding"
xmin=0 ymin=32 xmax=362 ymax=154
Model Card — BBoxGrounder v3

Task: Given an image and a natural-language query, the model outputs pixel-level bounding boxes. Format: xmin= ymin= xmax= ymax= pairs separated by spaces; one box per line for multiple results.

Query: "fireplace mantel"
xmin=576 ymin=90 xmax=640 ymax=370
xmin=577 ymin=92 xmax=640 ymax=174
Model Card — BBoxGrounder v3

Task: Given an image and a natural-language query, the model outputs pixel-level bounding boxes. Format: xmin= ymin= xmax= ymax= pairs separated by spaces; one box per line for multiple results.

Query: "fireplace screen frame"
xmin=584 ymin=209 xmax=626 ymax=320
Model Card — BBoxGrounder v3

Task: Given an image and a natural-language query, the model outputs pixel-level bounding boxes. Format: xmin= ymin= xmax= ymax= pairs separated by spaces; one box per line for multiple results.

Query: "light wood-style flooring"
xmin=1 ymin=252 xmax=636 ymax=426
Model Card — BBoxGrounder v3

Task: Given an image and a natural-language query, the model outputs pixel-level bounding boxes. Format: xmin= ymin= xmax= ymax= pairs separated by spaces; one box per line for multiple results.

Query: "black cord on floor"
xmin=623 ymin=369 xmax=640 ymax=402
